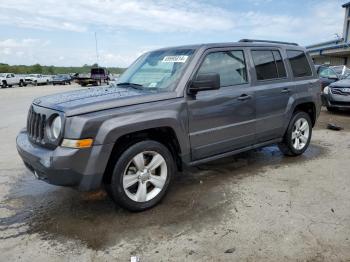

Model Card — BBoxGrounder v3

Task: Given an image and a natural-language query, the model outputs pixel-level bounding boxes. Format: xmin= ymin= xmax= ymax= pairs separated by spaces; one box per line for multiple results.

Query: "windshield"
xmin=332 ymin=66 xmax=350 ymax=77
xmin=0 ymin=73 xmax=6 ymax=77
xmin=117 ymin=48 xmax=195 ymax=91
xmin=332 ymin=66 xmax=343 ymax=74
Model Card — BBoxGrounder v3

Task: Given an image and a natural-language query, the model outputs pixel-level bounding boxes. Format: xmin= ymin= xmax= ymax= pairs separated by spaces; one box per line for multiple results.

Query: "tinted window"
xmin=251 ymin=50 xmax=287 ymax=80
xmin=252 ymin=50 xmax=278 ymax=80
xmin=272 ymin=51 xmax=287 ymax=78
xmin=197 ymin=50 xmax=247 ymax=87
xmin=287 ymin=50 xmax=312 ymax=77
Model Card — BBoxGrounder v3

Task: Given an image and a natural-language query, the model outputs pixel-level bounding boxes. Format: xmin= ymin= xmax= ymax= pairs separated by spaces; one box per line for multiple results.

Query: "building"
xmin=307 ymin=2 xmax=350 ymax=66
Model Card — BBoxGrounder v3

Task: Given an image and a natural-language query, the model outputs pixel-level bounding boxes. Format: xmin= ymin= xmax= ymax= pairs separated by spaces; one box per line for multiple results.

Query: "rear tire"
xmin=107 ymin=140 xmax=175 ymax=212
xmin=278 ymin=111 xmax=312 ymax=156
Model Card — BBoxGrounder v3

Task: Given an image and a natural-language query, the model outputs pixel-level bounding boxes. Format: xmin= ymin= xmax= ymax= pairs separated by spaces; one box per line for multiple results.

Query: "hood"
xmin=329 ymin=79 xmax=350 ymax=88
xmin=33 ymin=85 xmax=177 ymax=116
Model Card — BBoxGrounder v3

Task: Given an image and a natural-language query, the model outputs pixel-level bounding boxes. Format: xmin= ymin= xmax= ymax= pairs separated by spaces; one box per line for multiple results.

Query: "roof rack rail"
xmin=239 ymin=39 xmax=299 ymax=46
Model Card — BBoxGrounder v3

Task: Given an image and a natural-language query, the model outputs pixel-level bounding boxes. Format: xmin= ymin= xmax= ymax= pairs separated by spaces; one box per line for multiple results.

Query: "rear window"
xmin=287 ymin=50 xmax=312 ymax=77
xmin=251 ymin=50 xmax=287 ymax=80
xmin=91 ymin=68 xmax=106 ymax=74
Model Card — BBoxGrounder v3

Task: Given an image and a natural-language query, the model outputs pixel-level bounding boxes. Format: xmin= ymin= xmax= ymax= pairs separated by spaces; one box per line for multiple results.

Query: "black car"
xmin=322 ymin=75 xmax=350 ymax=111
xmin=52 ymin=75 xmax=72 ymax=85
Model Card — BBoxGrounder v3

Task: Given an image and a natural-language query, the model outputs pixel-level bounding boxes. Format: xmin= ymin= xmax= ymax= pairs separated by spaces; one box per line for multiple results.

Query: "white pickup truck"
xmin=0 ymin=73 xmax=26 ymax=88
xmin=25 ymin=74 xmax=51 ymax=86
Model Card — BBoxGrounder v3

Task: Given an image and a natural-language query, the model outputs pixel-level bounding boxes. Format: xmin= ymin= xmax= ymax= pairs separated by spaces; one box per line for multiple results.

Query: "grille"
xmin=331 ymin=88 xmax=350 ymax=96
xmin=27 ymin=107 xmax=46 ymax=143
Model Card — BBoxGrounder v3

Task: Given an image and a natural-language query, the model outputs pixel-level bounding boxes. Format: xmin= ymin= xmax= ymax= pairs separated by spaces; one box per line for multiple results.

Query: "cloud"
xmin=0 ymin=38 xmax=50 ymax=62
xmin=0 ymin=0 xmax=235 ymax=33
xmin=0 ymin=0 xmax=346 ymax=67
xmin=0 ymin=0 xmax=344 ymax=42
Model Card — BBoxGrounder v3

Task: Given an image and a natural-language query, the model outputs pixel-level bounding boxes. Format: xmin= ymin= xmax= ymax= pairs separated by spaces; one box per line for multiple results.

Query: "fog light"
xmin=61 ymin=138 xmax=93 ymax=148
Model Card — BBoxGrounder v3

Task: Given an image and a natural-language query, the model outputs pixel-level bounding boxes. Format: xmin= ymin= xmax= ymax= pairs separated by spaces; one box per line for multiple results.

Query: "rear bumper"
xmin=16 ymin=130 xmax=114 ymax=191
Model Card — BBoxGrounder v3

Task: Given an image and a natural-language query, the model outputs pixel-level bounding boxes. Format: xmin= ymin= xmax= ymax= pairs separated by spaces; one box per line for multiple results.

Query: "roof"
xmin=153 ymin=41 xmax=304 ymax=52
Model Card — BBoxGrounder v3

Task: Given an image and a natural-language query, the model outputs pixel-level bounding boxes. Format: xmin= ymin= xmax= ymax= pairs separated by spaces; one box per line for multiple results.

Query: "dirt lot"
xmin=0 ymin=85 xmax=350 ymax=261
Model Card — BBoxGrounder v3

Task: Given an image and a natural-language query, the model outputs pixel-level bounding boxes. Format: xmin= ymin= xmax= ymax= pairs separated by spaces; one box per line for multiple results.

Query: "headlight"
xmin=323 ymin=86 xmax=330 ymax=94
xmin=51 ymin=116 xmax=62 ymax=140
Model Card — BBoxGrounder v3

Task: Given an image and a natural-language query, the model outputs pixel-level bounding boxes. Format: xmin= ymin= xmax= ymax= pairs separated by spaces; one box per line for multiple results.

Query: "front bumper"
xmin=322 ymin=93 xmax=350 ymax=109
xmin=16 ymin=130 xmax=114 ymax=191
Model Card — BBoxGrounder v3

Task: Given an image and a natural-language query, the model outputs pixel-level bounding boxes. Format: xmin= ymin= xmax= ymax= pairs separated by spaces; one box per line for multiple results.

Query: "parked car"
xmin=25 ymin=74 xmax=51 ymax=86
xmin=16 ymin=39 xmax=321 ymax=211
xmin=0 ymin=73 xmax=26 ymax=88
xmin=316 ymin=65 xmax=350 ymax=89
xmin=322 ymin=74 xmax=350 ymax=111
xmin=76 ymin=67 xmax=110 ymax=87
xmin=52 ymin=75 xmax=72 ymax=85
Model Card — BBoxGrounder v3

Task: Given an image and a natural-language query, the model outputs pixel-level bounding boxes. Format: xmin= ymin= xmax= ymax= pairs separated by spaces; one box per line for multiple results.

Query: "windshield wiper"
xmin=117 ymin=82 xmax=144 ymax=90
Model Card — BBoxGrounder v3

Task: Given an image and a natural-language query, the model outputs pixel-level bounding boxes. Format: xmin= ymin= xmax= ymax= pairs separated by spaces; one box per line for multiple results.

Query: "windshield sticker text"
xmin=162 ymin=56 xmax=188 ymax=63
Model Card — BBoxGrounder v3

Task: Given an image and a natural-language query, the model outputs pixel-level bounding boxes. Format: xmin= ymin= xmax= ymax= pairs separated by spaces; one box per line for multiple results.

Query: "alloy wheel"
xmin=122 ymin=151 xmax=167 ymax=202
xmin=292 ymin=118 xmax=310 ymax=150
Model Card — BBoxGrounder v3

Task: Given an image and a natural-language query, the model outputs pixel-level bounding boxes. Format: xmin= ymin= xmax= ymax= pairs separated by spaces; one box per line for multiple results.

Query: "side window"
xmin=328 ymin=69 xmax=338 ymax=79
xmin=251 ymin=50 xmax=287 ymax=80
xmin=197 ymin=50 xmax=248 ymax=87
xmin=287 ymin=50 xmax=312 ymax=77
xmin=272 ymin=51 xmax=287 ymax=78
xmin=319 ymin=68 xmax=330 ymax=78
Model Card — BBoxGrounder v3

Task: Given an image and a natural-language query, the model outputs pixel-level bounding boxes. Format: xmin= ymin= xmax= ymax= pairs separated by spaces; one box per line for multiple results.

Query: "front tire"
xmin=107 ymin=140 xmax=175 ymax=212
xmin=278 ymin=111 xmax=312 ymax=156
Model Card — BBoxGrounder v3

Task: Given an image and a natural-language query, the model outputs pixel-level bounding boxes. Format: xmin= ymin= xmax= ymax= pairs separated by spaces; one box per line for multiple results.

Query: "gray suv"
xmin=16 ymin=39 xmax=321 ymax=211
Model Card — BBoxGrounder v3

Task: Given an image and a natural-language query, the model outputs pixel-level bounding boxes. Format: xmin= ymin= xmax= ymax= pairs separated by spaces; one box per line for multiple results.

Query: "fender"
xmin=89 ymin=99 xmax=191 ymax=159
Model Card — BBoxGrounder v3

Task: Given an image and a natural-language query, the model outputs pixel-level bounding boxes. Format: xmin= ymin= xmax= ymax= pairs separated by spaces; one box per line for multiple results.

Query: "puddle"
xmin=0 ymin=143 xmax=328 ymax=250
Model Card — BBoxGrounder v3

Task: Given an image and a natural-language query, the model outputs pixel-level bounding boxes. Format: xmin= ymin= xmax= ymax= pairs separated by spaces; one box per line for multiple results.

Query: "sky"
xmin=0 ymin=0 xmax=347 ymax=67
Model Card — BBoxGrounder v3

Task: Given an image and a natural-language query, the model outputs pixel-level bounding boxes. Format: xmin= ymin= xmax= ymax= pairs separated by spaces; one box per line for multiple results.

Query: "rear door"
xmin=187 ymin=47 xmax=256 ymax=160
xmin=249 ymin=48 xmax=292 ymax=142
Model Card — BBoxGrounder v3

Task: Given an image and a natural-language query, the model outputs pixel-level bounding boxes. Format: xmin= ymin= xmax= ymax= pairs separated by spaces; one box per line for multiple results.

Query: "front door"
xmin=187 ymin=48 xmax=256 ymax=161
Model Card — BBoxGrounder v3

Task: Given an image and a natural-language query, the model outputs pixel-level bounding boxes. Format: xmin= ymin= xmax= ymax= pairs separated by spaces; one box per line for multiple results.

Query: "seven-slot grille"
xmin=27 ymin=106 xmax=46 ymax=143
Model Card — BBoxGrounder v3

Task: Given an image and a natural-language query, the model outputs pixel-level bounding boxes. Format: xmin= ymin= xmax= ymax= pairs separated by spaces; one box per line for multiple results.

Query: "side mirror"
xmin=188 ymin=73 xmax=220 ymax=94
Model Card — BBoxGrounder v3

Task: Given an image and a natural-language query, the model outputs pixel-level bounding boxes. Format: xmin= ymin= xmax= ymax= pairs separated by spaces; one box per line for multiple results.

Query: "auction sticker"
xmin=162 ymin=55 xmax=188 ymax=63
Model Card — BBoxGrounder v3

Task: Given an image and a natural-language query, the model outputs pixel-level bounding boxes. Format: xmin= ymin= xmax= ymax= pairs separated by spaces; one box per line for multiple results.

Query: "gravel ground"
xmin=0 ymin=84 xmax=350 ymax=261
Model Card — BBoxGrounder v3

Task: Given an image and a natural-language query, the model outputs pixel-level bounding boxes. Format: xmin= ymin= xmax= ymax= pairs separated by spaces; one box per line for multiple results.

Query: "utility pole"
xmin=95 ymin=32 xmax=99 ymax=66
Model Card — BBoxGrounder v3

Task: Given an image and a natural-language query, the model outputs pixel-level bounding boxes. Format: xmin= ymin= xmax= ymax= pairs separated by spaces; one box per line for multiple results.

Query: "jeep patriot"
xmin=16 ymin=39 xmax=321 ymax=211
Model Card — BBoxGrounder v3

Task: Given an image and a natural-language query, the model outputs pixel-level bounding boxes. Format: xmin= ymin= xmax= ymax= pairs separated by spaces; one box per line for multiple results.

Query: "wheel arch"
xmin=102 ymin=126 xmax=184 ymax=185
xmin=292 ymin=102 xmax=316 ymax=127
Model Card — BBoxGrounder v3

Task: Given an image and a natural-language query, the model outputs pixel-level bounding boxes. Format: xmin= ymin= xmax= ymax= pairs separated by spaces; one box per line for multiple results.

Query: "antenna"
xmin=95 ymin=32 xmax=99 ymax=65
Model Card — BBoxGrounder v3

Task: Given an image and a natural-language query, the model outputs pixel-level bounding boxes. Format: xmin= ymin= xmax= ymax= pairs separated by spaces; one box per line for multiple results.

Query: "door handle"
xmin=238 ymin=94 xmax=252 ymax=101
xmin=281 ymin=88 xmax=291 ymax=94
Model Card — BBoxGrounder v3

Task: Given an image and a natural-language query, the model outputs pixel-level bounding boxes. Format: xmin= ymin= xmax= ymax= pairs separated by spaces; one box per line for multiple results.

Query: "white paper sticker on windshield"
xmin=162 ymin=55 xmax=188 ymax=63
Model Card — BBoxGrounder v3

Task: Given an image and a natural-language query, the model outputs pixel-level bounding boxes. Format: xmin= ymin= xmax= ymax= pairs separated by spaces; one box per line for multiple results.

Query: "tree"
xmin=31 ymin=64 xmax=43 ymax=74
xmin=47 ymin=66 xmax=55 ymax=74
